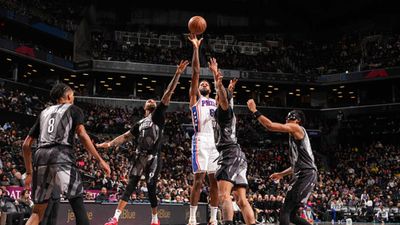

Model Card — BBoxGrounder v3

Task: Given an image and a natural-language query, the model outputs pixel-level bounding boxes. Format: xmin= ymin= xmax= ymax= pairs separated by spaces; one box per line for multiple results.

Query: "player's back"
xmin=191 ymin=96 xmax=216 ymax=136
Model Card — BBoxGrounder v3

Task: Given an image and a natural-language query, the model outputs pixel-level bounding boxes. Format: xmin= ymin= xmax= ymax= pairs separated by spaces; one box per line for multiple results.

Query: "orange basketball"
xmin=188 ymin=16 xmax=207 ymax=35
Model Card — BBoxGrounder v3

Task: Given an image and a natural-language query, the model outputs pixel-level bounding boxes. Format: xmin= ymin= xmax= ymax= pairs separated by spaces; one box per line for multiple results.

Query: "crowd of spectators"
xmin=91 ymin=31 xmax=400 ymax=76
xmin=0 ymin=86 xmax=399 ymax=223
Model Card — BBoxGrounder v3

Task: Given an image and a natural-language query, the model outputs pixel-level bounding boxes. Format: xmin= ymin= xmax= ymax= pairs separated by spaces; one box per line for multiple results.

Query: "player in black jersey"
xmin=22 ymin=83 xmax=111 ymax=225
xmin=246 ymin=100 xmax=318 ymax=225
xmin=208 ymin=58 xmax=256 ymax=225
xmin=96 ymin=60 xmax=189 ymax=225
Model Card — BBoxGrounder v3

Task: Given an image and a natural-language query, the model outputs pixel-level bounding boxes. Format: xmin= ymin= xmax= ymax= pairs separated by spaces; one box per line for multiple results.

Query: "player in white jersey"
xmin=187 ymin=33 xmax=219 ymax=225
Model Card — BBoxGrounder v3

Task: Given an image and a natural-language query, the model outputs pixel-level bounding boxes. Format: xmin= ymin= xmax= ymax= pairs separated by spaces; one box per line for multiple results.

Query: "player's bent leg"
xmin=148 ymin=180 xmax=160 ymax=225
xmin=69 ymin=196 xmax=90 ymax=225
xmin=218 ymin=180 xmax=234 ymax=224
xmin=233 ymin=186 xmax=256 ymax=225
xmin=26 ymin=203 xmax=48 ymax=225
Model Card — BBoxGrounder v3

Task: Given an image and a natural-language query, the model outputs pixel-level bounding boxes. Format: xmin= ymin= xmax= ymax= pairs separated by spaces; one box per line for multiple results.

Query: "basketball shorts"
xmin=215 ymin=144 xmax=248 ymax=187
xmin=191 ymin=134 xmax=219 ymax=174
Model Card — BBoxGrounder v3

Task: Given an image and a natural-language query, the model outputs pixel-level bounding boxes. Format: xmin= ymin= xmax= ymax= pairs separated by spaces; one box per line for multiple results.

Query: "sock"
xmin=210 ymin=206 xmax=218 ymax=222
xmin=151 ymin=213 xmax=158 ymax=223
xmin=114 ymin=209 xmax=122 ymax=221
xmin=189 ymin=205 xmax=198 ymax=223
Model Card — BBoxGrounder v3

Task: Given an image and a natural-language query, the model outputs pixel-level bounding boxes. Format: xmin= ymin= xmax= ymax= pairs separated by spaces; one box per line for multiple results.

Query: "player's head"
xmin=286 ymin=110 xmax=306 ymax=125
xmin=199 ymin=80 xmax=211 ymax=97
xmin=144 ymin=99 xmax=156 ymax=112
xmin=50 ymin=83 xmax=74 ymax=104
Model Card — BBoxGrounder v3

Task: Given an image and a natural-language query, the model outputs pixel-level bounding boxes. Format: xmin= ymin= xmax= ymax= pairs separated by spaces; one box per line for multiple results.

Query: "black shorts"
xmin=215 ymin=145 xmax=248 ymax=187
xmin=284 ymin=169 xmax=317 ymax=208
xmin=32 ymin=163 xmax=83 ymax=204
xmin=129 ymin=153 xmax=161 ymax=184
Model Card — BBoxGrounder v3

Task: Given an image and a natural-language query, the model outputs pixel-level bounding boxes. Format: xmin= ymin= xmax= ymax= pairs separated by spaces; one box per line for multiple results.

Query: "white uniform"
xmin=191 ymin=96 xmax=219 ymax=173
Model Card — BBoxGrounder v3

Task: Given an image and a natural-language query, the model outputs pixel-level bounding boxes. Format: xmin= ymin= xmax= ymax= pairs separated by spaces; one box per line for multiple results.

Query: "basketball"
xmin=188 ymin=16 xmax=207 ymax=35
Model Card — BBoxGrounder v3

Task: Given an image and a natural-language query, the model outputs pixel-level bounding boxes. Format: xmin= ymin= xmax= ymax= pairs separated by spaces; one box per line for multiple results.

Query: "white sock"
xmin=114 ymin=209 xmax=122 ymax=221
xmin=210 ymin=206 xmax=218 ymax=222
xmin=151 ymin=213 xmax=158 ymax=223
xmin=189 ymin=205 xmax=198 ymax=223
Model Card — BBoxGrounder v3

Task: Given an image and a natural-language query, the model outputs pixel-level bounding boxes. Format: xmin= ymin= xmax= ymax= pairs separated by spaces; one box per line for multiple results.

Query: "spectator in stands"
xmin=95 ymin=187 xmax=109 ymax=203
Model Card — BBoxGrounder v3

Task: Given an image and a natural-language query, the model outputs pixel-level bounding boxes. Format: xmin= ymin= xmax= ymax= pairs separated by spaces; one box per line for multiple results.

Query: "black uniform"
xmin=120 ymin=102 xmax=167 ymax=208
xmin=280 ymin=126 xmax=318 ymax=225
xmin=214 ymin=103 xmax=248 ymax=187
xmin=29 ymin=104 xmax=85 ymax=204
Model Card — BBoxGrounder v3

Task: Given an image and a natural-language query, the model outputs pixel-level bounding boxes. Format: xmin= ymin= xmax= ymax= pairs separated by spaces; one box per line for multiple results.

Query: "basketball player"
xmin=209 ymin=58 xmax=256 ymax=225
xmin=246 ymin=99 xmax=318 ymax=225
xmin=187 ymin=33 xmax=219 ymax=225
xmin=96 ymin=60 xmax=189 ymax=225
xmin=22 ymin=83 xmax=111 ymax=225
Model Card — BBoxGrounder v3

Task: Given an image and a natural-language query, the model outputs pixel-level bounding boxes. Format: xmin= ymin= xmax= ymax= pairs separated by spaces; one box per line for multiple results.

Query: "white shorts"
xmin=191 ymin=134 xmax=219 ymax=174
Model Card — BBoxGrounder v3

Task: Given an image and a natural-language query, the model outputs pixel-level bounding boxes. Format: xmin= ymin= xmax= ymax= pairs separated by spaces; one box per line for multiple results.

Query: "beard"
xmin=199 ymin=89 xmax=210 ymax=96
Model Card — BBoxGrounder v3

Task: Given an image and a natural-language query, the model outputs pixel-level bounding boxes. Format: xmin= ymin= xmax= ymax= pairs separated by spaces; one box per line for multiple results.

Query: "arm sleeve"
xmin=28 ymin=116 xmax=40 ymax=138
xmin=71 ymin=105 xmax=85 ymax=127
xmin=152 ymin=102 xmax=168 ymax=126
xmin=129 ymin=123 xmax=140 ymax=137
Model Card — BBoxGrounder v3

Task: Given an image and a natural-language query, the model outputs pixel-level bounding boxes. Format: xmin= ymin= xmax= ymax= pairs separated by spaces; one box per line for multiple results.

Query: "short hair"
xmin=199 ymin=80 xmax=211 ymax=87
xmin=286 ymin=110 xmax=306 ymax=125
xmin=50 ymin=83 xmax=72 ymax=102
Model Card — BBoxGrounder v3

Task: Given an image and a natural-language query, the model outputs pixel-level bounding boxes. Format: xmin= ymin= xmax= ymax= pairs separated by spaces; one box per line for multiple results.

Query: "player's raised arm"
xmin=247 ymin=99 xmax=304 ymax=139
xmin=96 ymin=130 xmax=134 ymax=149
xmin=161 ymin=60 xmax=189 ymax=106
xmin=209 ymin=58 xmax=229 ymax=110
xmin=188 ymin=33 xmax=203 ymax=107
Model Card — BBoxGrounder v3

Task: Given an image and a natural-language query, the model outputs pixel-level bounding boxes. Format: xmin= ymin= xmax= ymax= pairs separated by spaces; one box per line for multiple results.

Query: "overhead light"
xmin=142 ymin=77 xmax=148 ymax=80
xmin=245 ymin=90 xmax=250 ymax=92
xmin=349 ymin=91 xmax=354 ymax=94
xmin=120 ymin=75 xmax=126 ymax=78
xmin=151 ymin=80 xmax=156 ymax=83
xmin=340 ymin=85 xmax=345 ymax=88
xmin=116 ymin=83 xmax=121 ymax=86
xmin=6 ymin=58 xmax=12 ymax=61
xmin=138 ymin=83 xmax=143 ymax=86
xmin=74 ymin=85 xmax=79 ymax=89
xmin=64 ymin=78 xmax=69 ymax=81
xmin=83 ymin=73 xmax=89 ymax=76
xmin=274 ymin=87 xmax=279 ymax=91
xmin=138 ymin=89 xmax=143 ymax=92
xmin=189 ymin=80 xmax=191 ymax=83
xmin=149 ymin=88 xmax=155 ymax=91
xmin=265 ymin=95 xmax=269 ymax=97
xmin=233 ymin=91 xmax=237 ymax=94
xmin=332 ymin=88 xmax=337 ymax=91
xmin=296 ymin=89 xmax=300 ymax=92
xmin=146 ymin=86 xmax=151 ymax=89
xmin=337 ymin=91 xmax=342 ymax=94
xmin=32 ymin=69 xmax=37 ymax=73
xmin=27 ymin=64 xmax=32 ymax=67
xmin=68 ymin=82 xmax=74 ymax=85
xmin=177 ymin=81 xmax=180 ymax=84
xmin=338 ymin=95 xmax=343 ymax=98
xmin=345 ymin=70 xmax=349 ymax=74
xmin=296 ymin=93 xmax=301 ymax=97
xmin=23 ymin=75 xmax=27 ymax=77
xmin=100 ymin=81 xmax=105 ymax=83
xmin=351 ymin=96 xmax=356 ymax=99
xmin=79 ymin=84 xmax=85 ymax=87
xmin=50 ymin=68 xmax=55 ymax=72
xmin=180 ymin=87 xmax=185 ymax=89
xmin=255 ymin=84 xmax=260 ymax=87
xmin=289 ymin=92 xmax=294 ymax=95
xmin=268 ymin=85 xmax=273 ymax=88
xmin=107 ymin=88 xmax=112 ymax=91
xmin=241 ymin=86 xmax=247 ymax=88
xmin=27 ymin=72 xmax=31 ymax=75
xmin=310 ymin=87 xmax=315 ymax=91
xmin=104 ymin=84 xmax=109 ymax=87
xmin=107 ymin=77 xmax=113 ymax=80
xmin=71 ymin=74 xmax=76 ymax=77
xmin=267 ymin=91 xmax=272 ymax=94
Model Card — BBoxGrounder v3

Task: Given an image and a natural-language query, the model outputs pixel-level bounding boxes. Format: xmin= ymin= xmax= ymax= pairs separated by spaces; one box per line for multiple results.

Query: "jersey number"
xmin=210 ymin=109 xmax=215 ymax=117
xmin=47 ymin=118 xmax=55 ymax=133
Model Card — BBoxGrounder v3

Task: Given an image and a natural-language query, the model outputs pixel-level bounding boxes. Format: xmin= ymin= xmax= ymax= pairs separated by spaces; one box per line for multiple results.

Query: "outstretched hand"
xmin=176 ymin=60 xmax=190 ymax=75
xmin=228 ymin=78 xmax=238 ymax=93
xmin=247 ymin=99 xmax=257 ymax=113
xmin=188 ymin=33 xmax=203 ymax=49
xmin=208 ymin=57 xmax=218 ymax=74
